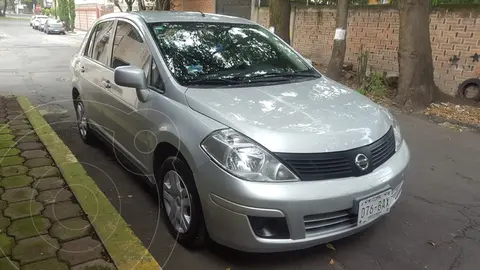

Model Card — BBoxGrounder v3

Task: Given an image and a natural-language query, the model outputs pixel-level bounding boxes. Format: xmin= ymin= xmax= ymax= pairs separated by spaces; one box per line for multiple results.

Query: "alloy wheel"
xmin=76 ymin=103 xmax=88 ymax=138
xmin=163 ymin=170 xmax=192 ymax=234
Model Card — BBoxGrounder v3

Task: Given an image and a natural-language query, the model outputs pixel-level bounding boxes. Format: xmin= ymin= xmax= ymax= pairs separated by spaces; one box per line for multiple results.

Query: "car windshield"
xmin=149 ymin=22 xmax=318 ymax=86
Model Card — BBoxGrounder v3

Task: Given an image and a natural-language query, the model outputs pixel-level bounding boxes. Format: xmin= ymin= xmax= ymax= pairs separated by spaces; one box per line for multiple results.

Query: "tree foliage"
xmin=68 ymin=0 xmax=75 ymax=30
xmin=58 ymin=0 xmax=75 ymax=30
xmin=298 ymin=0 xmax=480 ymax=5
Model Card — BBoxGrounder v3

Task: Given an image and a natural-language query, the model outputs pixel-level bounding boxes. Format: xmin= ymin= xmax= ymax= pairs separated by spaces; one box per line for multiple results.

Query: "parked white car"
xmin=30 ymin=15 xmax=47 ymax=27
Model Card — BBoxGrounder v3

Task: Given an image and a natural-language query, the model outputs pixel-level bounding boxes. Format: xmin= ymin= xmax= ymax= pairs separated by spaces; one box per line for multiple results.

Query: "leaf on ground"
xmin=427 ymin=241 xmax=436 ymax=247
xmin=425 ymin=102 xmax=480 ymax=127
xmin=326 ymin=243 xmax=336 ymax=251
xmin=329 ymin=258 xmax=335 ymax=265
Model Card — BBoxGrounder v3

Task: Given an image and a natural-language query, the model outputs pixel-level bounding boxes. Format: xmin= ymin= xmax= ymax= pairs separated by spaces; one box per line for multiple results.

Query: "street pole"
xmin=54 ymin=0 xmax=57 ymax=18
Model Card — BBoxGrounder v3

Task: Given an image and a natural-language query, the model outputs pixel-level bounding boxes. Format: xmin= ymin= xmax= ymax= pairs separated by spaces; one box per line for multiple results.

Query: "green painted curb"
xmin=17 ymin=96 xmax=161 ymax=270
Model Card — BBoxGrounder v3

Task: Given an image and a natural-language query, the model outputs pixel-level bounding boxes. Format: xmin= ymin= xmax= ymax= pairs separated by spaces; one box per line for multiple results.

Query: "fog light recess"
xmin=248 ymin=216 xmax=290 ymax=239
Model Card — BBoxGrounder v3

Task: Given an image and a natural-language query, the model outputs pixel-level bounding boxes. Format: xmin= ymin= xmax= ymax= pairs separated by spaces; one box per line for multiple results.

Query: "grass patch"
xmin=358 ymin=71 xmax=389 ymax=98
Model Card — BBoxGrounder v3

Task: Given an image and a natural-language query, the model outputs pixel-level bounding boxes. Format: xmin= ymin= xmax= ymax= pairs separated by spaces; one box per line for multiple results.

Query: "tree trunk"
xmin=114 ymin=0 xmax=123 ymax=12
xmin=1 ymin=0 xmax=7 ymax=16
xmin=138 ymin=0 xmax=145 ymax=11
xmin=396 ymin=0 xmax=437 ymax=110
xmin=163 ymin=0 xmax=170 ymax=10
xmin=326 ymin=0 xmax=349 ymax=81
xmin=125 ymin=0 xmax=134 ymax=11
xmin=155 ymin=0 xmax=169 ymax=10
xmin=269 ymin=0 xmax=290 ymax=44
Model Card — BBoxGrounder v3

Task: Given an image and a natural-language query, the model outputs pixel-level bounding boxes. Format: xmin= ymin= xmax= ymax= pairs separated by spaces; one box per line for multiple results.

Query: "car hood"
xmin=185 ymin=77 xmax=393 ymax=153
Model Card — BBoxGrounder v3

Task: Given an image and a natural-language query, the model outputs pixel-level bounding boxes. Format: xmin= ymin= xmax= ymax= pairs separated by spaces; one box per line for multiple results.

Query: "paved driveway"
xmin=1 ymin=17 xmax=479 ymax=270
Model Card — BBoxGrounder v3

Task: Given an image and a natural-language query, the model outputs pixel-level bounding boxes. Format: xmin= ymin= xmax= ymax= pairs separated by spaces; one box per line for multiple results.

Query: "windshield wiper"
xmin=186 ymin=77 xmax=242 ymax=86
xmin=257 ymin=72 xmax=319 ymax=78
xmin=241 ymin=71 xmax=320 ymax=82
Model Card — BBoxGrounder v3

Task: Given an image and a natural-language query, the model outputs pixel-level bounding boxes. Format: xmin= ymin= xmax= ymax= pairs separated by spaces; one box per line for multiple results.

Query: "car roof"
xmin=99 ymin=11 xmax=255 ymax=25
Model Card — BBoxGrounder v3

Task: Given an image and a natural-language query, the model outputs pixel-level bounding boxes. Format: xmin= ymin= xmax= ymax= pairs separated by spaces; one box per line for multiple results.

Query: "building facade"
xmin=75 ymin=0 xmax=254 ymax=30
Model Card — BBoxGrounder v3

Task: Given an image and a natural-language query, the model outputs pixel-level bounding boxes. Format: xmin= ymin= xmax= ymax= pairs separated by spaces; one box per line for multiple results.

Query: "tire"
xmin=74 ymin=97 xmax=97 ymax=145
xmin=457 ymin=78 xmax=480 ymax=102
xmin=156 ymin=157 xmax=208 ymax=249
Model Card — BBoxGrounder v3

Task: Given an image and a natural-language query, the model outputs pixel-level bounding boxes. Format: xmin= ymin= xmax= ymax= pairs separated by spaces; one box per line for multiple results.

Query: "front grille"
xmin=276 ymin=127 xmax=395 ymax=181
xmin=304 ymin=210 xmax=357 ymax=237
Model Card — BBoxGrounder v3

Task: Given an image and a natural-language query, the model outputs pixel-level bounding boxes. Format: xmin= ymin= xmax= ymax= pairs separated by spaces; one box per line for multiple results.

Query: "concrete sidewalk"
xmin=0 ymin=96 xmax=159 ymax=270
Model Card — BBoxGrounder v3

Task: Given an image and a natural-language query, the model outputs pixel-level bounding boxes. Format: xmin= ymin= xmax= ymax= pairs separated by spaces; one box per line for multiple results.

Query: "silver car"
xmin=44 ymin=19 xmax=66 ymax=34
xmin=70 ymin=11 xmax=410 ymax=253
xmin=38 ymin=18 xmax=48 ymax=31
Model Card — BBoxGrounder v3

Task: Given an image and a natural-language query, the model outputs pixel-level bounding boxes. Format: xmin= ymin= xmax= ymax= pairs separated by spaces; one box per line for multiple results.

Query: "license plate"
xmin=357 ymin=190 xmax=392 ymax=225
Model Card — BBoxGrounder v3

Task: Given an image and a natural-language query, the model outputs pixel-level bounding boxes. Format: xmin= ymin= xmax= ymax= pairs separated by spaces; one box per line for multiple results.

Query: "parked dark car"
xmin=44 ymin=19 xmax=66 ymax=34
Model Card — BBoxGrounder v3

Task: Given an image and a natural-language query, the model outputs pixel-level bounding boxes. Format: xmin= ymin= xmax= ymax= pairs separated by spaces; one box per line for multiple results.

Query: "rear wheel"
xmin=157 ymin=157 xmax=208 ymax=249
xmin=74 ymin=97 xmax=97 ymax=145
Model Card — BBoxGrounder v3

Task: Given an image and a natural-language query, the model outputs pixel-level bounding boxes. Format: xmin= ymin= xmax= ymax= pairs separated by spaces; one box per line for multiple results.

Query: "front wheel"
xmin=157 ymin=157 xmax=208 ymax=249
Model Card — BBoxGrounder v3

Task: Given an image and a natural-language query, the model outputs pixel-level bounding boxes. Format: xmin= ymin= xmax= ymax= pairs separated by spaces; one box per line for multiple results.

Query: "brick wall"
xmin=182 ymin=0 xmax=214 ymax=13
xmin=172 ymin=0 xmax=183 ymax=10
xmin=256 ymin=6 xmax=480 ymax=95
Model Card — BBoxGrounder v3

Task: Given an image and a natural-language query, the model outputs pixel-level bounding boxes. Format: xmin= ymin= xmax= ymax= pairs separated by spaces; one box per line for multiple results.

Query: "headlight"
xmin=201 ymin=129 xmax=299 ymax=182
xmin=390 ymin=114 xmax=403 ymax=151
xmin=380 ymin=107 xmax=403 ymax=151
xmin=392 ymin=117 xmax=403 ymax=151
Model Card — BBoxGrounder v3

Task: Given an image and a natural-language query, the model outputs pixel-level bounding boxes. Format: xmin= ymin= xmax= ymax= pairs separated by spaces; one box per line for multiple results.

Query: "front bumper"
xmin=194 ymin=142 xmax=410 ymax=253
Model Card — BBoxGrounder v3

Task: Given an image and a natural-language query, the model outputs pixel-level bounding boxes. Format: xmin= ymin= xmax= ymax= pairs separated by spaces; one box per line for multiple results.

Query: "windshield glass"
xmin=149 ymin=22 xmax=317 ymax=86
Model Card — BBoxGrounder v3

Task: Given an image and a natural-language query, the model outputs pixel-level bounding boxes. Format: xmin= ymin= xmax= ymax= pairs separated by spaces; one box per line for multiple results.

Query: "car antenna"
xmin=198 ymin=10 xmax=205 ymax=17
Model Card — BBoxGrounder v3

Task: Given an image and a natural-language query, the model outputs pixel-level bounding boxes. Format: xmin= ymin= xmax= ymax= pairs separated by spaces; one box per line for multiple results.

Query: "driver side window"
xmin=111 ymin=20 xmax=163 ymax=90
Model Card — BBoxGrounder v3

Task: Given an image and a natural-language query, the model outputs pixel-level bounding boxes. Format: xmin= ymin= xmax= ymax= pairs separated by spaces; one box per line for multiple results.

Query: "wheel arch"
xmin=72 ymin=87 xmax=80 ymax=101
xmin=152 ymin=139 xmax=198 ymax=179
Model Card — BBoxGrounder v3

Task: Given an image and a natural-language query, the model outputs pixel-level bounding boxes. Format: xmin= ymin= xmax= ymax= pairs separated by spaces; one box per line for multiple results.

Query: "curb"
xmin=16 ymin=96 xmax=161 ymax=270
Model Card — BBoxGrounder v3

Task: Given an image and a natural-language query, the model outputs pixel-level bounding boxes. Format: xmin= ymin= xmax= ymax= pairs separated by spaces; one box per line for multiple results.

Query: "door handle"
xmin=102 ymin=80 xmax=111 ymax=89
xmin=80 ymin=66 xmax=85 ymax=73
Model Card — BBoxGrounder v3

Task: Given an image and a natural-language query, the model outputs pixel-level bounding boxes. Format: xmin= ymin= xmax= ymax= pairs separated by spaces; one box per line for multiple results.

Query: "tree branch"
xmin=114 ymin=0 xmax=123 ymax=12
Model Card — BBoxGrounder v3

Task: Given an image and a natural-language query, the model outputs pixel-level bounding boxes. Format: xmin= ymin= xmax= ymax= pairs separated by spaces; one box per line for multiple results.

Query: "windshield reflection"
xmin=149 ymin=22 xmax=318 ymax=86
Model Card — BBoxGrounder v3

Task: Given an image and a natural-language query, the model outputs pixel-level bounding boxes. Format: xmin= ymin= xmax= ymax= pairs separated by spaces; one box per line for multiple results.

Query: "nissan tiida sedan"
xmin=70 ymin=11 xmax=410 ymax=252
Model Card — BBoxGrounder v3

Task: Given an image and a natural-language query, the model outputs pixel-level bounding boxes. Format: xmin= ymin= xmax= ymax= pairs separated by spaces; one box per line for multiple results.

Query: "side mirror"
xmin=305 ymin=58 xmax=313 ymax=66
xmin=114 ymin=66 xmax=150 ymax=102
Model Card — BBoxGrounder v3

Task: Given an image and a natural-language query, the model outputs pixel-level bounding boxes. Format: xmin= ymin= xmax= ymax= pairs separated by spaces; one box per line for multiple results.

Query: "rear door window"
xmin=111 ymin=20 xmax=151 ymax=74
xmin=111 ymin=20 xmax=164 ymax=90
xmin=90 ymin=21 xmax=115 ymax=66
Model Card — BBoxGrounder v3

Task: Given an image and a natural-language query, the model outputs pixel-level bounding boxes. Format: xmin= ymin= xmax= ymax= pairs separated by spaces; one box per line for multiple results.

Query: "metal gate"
xmin=216 ymin=0 xmax=252 ymax=20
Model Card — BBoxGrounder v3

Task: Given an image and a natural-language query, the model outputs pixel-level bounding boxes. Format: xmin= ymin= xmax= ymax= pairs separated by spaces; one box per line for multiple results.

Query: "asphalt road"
xmin=1 ymin=17 xmax=480 ymax=270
